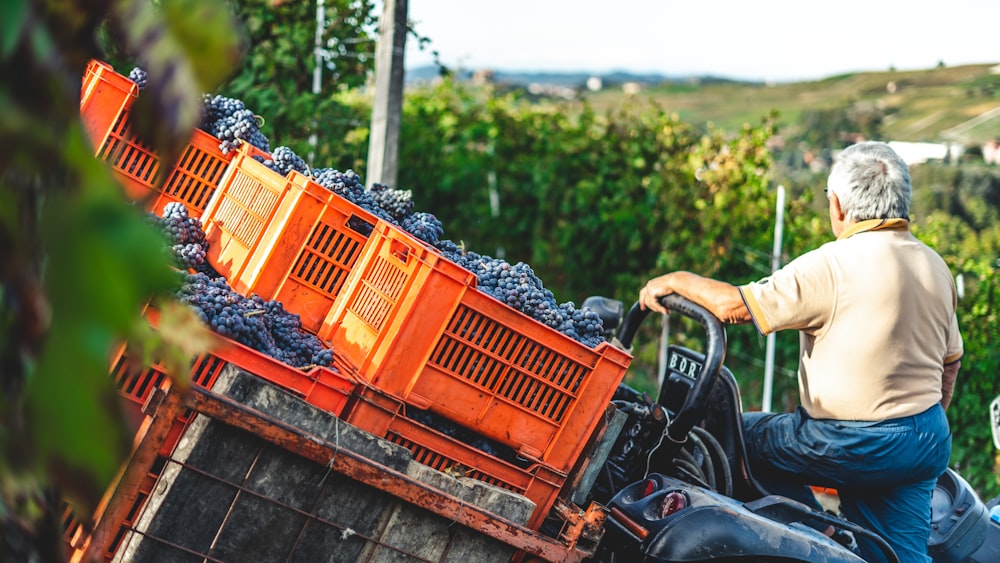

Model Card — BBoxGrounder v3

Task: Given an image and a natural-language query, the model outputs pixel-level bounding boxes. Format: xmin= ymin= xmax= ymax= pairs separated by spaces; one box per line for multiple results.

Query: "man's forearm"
xmin=941 ymin=360 xmax=960 ymax=410
xmin=640 ymin=271 xmax=752 ymax=324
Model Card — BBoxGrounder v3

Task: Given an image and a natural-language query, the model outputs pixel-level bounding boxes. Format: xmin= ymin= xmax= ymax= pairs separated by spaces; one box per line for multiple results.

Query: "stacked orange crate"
xmin=323 ymin=221 xmax=632 ymax=518
xmin=198 ymin=146 xmax=299 ymax=283
xmin=199 ymin=147 xmax=380 ymax=332
xmin=229 ymin=169 xmax=378 ymax=333
xmin=79 ymin=59 xmax=265 ymax=217
xmin=80 ymin=59 xmax=138 ymax=157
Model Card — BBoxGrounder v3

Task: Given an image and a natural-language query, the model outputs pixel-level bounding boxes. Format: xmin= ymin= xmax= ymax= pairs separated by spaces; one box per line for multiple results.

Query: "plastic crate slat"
xmin=134 ymin=150 xmax=159 ymax=183
xmin=315 ymin=262 xmax=346 ymax=295
xmin=368 ymin=255 xmax=408 ymax=303
xmin=165 ymin=170 xmax=192 ymax=198
xmin=97 ymin=135 xmax=122 ymax=162
xmin=474 ymin=313 xmax=505 ymax=349
xmin=448 ymin=341 xmax=478 ymax=381
xmin=433 ymin=326 xmax=577 ymax=411
xmin=352 ymin=281 xmax=393 ymax=332
xmin=230 ymin=207 xmax=265 ymax=245
xmin=472 ymin=354 xmax=504 ymax=391
xmin=309 ymin=223 xmax=336 ymax=255
xmin=324 ymin=230 xmax=362 ymax=268
xmin=309 ymin=255 xmax=339 ymax=290
xmin=110 ymin=112 xmax=130 ymax=138
xmin=293 ymin=254 xmax=323 ymax=290
xmin=332 ymin=233 xmax=363 ymax=266
xmin=191 ymin=355 xmax=226 ymax=388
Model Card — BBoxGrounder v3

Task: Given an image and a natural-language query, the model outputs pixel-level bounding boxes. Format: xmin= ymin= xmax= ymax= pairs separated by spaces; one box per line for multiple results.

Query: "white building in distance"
xmin=886 ymin=141 xmax=965 ymax=165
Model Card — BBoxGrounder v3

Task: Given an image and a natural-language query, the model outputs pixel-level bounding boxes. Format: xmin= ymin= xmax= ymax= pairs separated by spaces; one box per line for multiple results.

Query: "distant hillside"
xmin=408 ymin=63 xmax=1000 ymax=145
xmin=405 ymin=64 xmax=750 ymax=88
xmin=582 ymin=63 xmax=1000 ymax=145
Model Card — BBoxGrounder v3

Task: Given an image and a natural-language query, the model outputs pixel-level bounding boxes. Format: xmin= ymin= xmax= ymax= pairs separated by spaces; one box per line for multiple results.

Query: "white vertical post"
xmin=762 ymin=184 xmax=785 ymax=412
xmin=309 ymin=0 xmax=324 ymax=163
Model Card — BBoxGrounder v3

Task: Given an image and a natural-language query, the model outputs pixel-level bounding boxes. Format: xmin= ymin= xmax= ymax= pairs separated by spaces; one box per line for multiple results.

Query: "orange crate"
xmin=111 ymin=327 xmax=356 ymax=425
xmin=200 ymin=146 xmax=295 ymax=282
xmin=322 ymin=222 xmax=632 ymax=471
xmin=80 ymin=60 xmax=138 ymax=154
xmin=229 ymin=171 xmax=379 ymax=333
xmin=94 ymin=113 xmax=234 ymax=218
xmin=79 ymin=59 xmax=260 ymax=218
xmin=344 ymin=385 xmax=566 ymax=530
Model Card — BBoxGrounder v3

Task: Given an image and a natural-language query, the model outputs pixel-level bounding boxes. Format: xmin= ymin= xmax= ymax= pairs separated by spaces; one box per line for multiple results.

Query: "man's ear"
xmin=830 ymin=192 xmax=847 ymax=222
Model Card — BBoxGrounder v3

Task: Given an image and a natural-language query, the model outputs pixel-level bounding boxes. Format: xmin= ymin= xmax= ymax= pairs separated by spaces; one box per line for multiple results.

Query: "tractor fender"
xmin=642 ymin=503 xmax=865 ymax=562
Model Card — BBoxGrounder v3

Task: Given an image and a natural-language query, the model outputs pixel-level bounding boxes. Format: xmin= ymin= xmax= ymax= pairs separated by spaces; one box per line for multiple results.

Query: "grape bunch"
xmin=311 ymin=168 xmax=398 ymax=225
xmin=310 ymin=172 xmax=444 ymax=245
xmin=363 ymin=182 xmax=444 ymax=244
xmin=171 ymin=242 xmax=207 ymax=270
xmin=369 ymin=183 xmax=414 ymax=221
xmin=260 ymin=146 xmax=308 ymax=177
xmin=149 ymin=203 xmax=212 ymax=271
xmin=122 ymin=69 xmax=270 ymax=155
xmin=401 ymin=212 xmax=444 ymax=245
xmin=435 ymin=241 xmax=605 ymax=348
xmin=128 ymin=67 xmax=149 ymax=90
xmin=200 ymin=94 xmax=271 ymax=154
xmin=158 ymin=202 xmax=206 ymax=246
xmin=176 ymin=272 xmax=335 ymax=369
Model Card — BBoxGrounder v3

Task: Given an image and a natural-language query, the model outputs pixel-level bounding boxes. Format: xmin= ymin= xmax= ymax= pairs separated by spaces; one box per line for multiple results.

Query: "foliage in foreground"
xmin=1 ymin=0 xmax=241 ymax=558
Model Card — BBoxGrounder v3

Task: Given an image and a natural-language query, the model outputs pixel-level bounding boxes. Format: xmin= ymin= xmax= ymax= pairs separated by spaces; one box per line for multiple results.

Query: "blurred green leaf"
xmin=109 ymin=0 xmax=240 ymax=176
xmin=160 ymin=0 xmax=243 ymax=88
xmin=24 ymin=124 xmax=180 ymax=514
xmin=0 ymin=0 xmax=27 ymax=57
xmin=29 ymin=21 xmax=55 ymax=61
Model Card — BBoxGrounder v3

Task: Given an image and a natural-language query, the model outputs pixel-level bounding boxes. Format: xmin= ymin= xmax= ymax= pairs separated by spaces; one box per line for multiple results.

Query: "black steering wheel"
xmin=616 ymin=294 xmax=728 ymax=447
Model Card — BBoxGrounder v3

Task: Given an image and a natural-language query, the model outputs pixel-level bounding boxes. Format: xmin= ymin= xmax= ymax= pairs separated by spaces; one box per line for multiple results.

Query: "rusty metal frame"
xmin=74 ymin=382 xmax=592 ymax=563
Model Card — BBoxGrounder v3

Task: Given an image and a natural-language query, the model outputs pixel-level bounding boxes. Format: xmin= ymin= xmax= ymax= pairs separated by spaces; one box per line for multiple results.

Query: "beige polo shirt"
xmin=739 ymin=219 xmax=963 ymax=421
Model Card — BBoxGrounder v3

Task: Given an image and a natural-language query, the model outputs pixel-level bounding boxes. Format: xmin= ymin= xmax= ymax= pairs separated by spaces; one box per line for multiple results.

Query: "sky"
xmin=401 ymin=0 xmax=1000 ymax=83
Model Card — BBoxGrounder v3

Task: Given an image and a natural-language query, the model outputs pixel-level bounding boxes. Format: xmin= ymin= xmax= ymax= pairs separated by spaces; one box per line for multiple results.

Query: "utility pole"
xmin=762 ymin=184 xmax=785 ymax=412
xmin=367 ymin=0 xmax=407 ymax=187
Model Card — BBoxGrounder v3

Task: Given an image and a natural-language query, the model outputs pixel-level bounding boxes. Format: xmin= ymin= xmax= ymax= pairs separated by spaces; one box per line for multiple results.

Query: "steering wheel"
xmin=615 ymin=294 xmax=728 ymax=447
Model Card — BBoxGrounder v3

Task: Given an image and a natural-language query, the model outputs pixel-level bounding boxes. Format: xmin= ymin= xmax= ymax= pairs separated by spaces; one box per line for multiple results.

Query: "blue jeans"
xmin=743 ymin=404 xmax=951 ymax=563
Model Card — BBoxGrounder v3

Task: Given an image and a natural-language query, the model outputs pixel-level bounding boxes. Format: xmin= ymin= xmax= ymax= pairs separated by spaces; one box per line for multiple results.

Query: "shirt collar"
xmin=837 ymin=218 xmax=909 ymax=240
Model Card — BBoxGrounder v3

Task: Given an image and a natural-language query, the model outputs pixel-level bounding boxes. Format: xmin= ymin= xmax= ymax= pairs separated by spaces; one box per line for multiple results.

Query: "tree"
xmin=216 ymin=0 xmax=379 ymax=170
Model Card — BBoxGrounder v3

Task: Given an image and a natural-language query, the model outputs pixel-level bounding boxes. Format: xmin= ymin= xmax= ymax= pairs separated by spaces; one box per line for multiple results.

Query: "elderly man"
xmin=639 ymin=141 xmax=963 ymax=562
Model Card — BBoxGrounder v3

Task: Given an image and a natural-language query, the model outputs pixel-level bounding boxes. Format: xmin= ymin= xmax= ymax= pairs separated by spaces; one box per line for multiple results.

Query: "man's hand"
xmin=639 ymin=274 xmax=676 ymax=314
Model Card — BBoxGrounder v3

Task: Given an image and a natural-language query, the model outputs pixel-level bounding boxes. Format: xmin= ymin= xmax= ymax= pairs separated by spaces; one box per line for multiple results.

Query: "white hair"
xmin=826 ymin=141 xmax=911 ymax=221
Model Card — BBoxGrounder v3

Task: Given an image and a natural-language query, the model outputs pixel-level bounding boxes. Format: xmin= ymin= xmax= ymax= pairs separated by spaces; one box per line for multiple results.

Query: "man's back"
xmin=796 ymin=220 xmax=961 ymax=420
